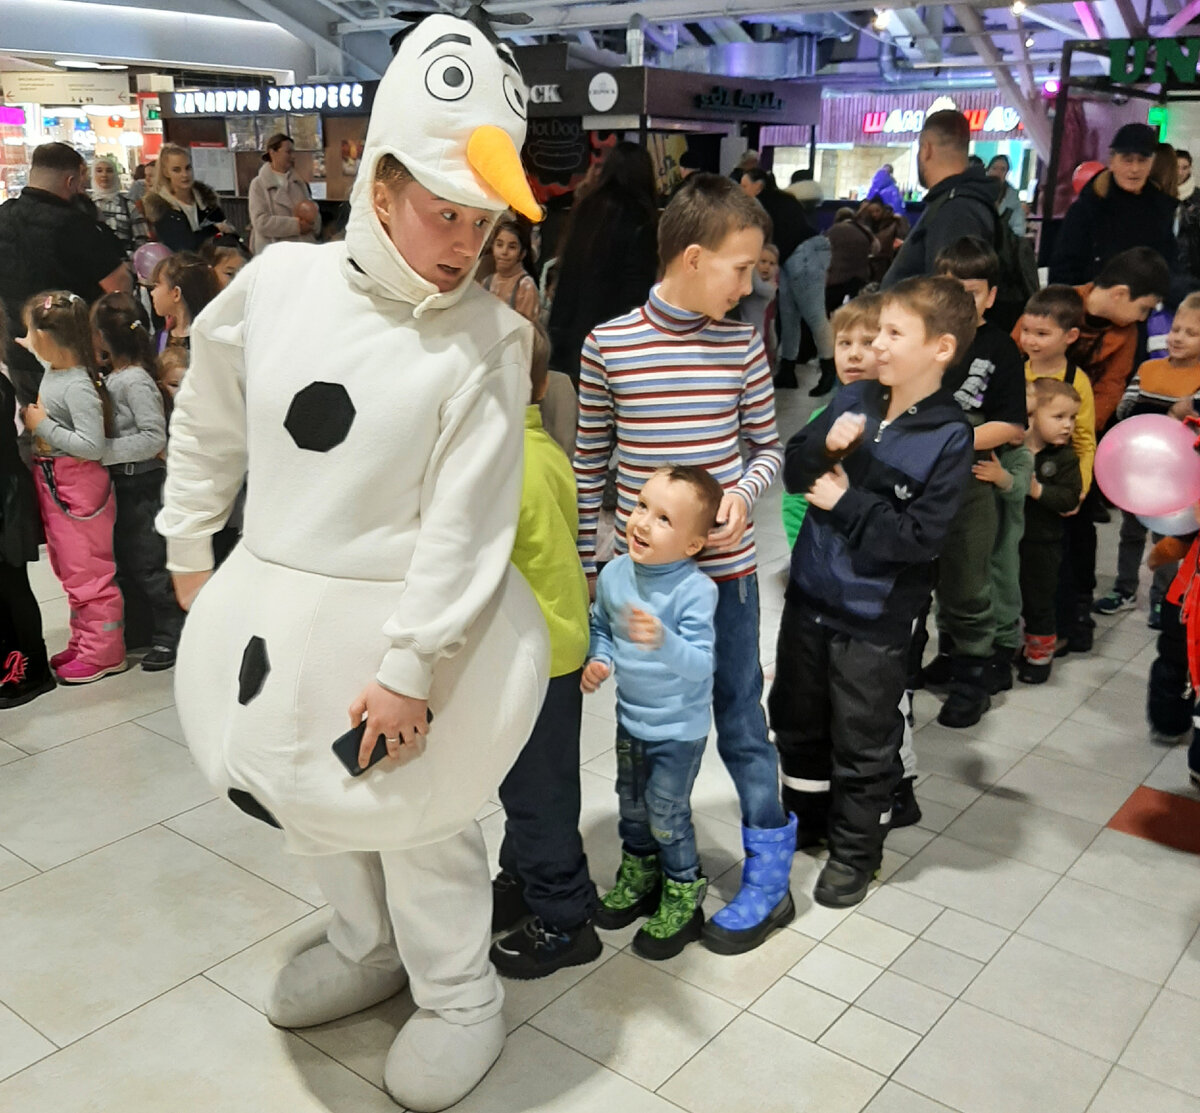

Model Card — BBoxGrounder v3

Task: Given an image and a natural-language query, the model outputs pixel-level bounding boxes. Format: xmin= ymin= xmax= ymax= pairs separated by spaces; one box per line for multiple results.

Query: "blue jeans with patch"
xmin=615 ymin=728 xmax=707 ymax=882
xmin=715 ymin=574 xmax=788 ymax=830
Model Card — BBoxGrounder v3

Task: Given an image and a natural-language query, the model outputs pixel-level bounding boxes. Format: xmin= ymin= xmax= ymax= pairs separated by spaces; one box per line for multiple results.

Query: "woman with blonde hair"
xmin=143 ymin=143 xmax=233 ymax=252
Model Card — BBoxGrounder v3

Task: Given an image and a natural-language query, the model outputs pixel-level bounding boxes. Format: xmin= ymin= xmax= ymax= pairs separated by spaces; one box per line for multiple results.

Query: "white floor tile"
xmin=1070 ymin=685 xmax=1159 ymax=734
xmin=0 ymin=978 xmax=398 ymax=1112
xmin=942 ymin=793 xmax=1101 ymax=873
xmin=858 ymin=888 xmax=944 ymax=937
xmin=884 ymin=825 xmax=937 ymax=858
xmin=165 ymin=799 xmax=326 ymax=906
xmin=1120 ymin=990 xmax=1200 ymax=1096
xmin=855 ymin=971 xmax=952 ymax=1035
xmin=133 ymin=704 xmax=186 ymax=745
xmin=1088 ymin=1066 xmax=1200 ymax=1113
xmin=1021 ymin=877 xmax=1198 ymax=985
xmin=862 ymin=1082 xmax=958 ymax=1113
xmin=825 ymin=915 xmax=915 ymax=967
xmin=0 ymin=722 xmax=214 ymax=870
xmin=0 ymin=666 xmax=174 ymax=753
xmin=528 ymin=952 xmax=738 ymax=1090
xmin=0 ymin=740 xmax=26 ymax=766
xmin=0 ymin=847 xmax=37 ymax=893
xmin=993 ymin=754 xmax=1137 ymax=826
xmin=1167 ymin=928 xmax=1200 ymax=1000
xmin=0 ymin=827 xmax=310 ymax=1045
xmin=749 ymin=976 xmax=848 ymax=1041
xmin=1034 ymin=718 xmax=1165 ymax=782
xmin=1068 ymin=829 xmax=1200 ymax=919
xmin=908 ymin=796 xmax=962 ymax=834
xmin=911 ymin=725 xmax=1026 ymax=786
xmin=788 ymin=942 xmax=883 ymax=1002
xmin=450 ymin=1024 xmax=684 ymax=1113
xmin=1143 ymin=745 xmax=1200 ymax=799
xmin=962 ymin=935 xmax=1158 ymax=1060
xmin=888 ymin=835 xmax=1059 ymax=929
xmin=659 ymin=1012 xmax=884 ymax=1113
xmin=913 ymin=774 xmax=981 ymax=810
xmin=895 ymin=1002 xmax=1108 ymax=1113
xmin=920 ymin=909 xmax=1010 ymax=964
xmin=0 ymin=1001 xmax=55 ymax=1083
xmin=932 ymin=703 xmax=1063 ymax=751
xmin=819 ymin=1006 xmax=919 ymax=1075
xmin=889 ymin=939 xmax=983 ymax=997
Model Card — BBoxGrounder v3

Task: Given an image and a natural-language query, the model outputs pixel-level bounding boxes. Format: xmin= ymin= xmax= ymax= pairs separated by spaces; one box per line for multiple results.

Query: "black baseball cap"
xmin=1110 ymin=123 xmax=1158 ymax=157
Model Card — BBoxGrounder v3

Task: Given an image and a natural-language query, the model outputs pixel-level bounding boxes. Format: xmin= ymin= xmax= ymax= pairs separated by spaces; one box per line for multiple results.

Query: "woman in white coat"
xmin=248 ymin=132 xmax=321 ymax=254
xmin=157 ymin=13 xmax=548 ymax=1110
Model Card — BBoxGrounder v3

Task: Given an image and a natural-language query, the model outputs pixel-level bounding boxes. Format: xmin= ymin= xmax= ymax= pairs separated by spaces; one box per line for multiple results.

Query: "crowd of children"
xmin=3 ymin=168 xmax=1194 ymax=979
xmin=0 ymin=243 xmax=236 ymax=706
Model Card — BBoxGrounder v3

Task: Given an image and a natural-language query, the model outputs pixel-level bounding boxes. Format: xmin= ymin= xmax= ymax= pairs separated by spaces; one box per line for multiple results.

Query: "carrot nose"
xmin=467 ymin=124 xmax=542 ymax=223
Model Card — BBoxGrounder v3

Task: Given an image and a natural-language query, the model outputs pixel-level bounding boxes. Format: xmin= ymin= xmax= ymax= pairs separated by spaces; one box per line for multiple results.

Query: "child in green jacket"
xmin=490 ymin=325 xmax=601 ymax=981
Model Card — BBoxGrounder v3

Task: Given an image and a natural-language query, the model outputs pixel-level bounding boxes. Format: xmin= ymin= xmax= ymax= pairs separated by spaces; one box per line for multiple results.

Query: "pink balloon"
xmin=132 ymin=241 xmax=171 ymax=282
xmin=1094 ymin=415 xmax=1200 ymax=517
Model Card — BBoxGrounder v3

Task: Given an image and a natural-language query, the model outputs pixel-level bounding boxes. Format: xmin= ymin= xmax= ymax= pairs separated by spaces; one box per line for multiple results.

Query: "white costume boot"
xmin=384 ymin=1008 xmax=505 ymax=1112
xmin=266 ymin=850 xmax=408 ymax=1028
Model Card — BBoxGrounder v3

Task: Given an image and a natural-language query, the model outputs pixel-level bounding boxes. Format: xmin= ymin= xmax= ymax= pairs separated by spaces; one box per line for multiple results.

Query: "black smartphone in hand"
xmin=332 ymin=708 xmax=434 ymax=777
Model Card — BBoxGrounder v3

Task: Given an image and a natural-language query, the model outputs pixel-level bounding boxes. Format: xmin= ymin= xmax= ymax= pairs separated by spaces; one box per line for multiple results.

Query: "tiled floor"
xmin=3 ymin=381 xmax=1200 ymax=1112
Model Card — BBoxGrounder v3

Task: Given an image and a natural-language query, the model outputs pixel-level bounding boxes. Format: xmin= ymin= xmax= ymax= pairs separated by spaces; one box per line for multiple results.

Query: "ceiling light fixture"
xmin=54 ymin=59 xmax=128 ymax=71
xmin=1011 ymin=0 xmax=1026 ymax=13
xmin=872 ymin=8 xmax=889 ymax=29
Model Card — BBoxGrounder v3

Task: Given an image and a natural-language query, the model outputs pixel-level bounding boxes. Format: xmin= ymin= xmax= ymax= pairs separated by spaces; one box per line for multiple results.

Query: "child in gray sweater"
xmin=93 ymin=293 xmax=183 ymax=671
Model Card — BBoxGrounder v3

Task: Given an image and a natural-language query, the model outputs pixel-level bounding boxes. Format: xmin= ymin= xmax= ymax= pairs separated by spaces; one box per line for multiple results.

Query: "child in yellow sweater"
xmin=490 ymin=325 xmax=601 ymax=980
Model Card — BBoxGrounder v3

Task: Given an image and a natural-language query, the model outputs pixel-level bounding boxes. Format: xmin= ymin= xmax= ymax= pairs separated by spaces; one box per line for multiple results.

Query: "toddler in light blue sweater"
xmin=582 ymin=465 xmax=723 ymax=960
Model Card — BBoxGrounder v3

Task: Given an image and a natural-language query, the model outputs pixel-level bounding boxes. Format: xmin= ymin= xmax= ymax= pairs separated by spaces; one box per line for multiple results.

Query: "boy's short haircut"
xmin=529 ymin=320 xmax=550 ymax=402
xmin=659 ymin=174 xmax=773 ymax=270
xmin=933 ymin=236 xmax=1000 ymax=289
xmin=1176 ymin=291 xmax=1200 ymax=317
xmin=831 ymin=292 xmax=882 ymax=339
xmin=880 ymin=276 xmax=978 ymax=364
xmin=1031 ymin=376 xmax=1081 ymax=407
xmin=1023 ymin=285 xmax=1085 ymax=332
xmin=1093 ymin=246 xmax=1171 ymax=301
xmin=652 ymin=464 xmax=724 ymax=533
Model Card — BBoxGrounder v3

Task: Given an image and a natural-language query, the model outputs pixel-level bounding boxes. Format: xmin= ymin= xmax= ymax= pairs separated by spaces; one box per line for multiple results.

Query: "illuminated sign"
xmin=1110 ymin=37 xmax=1200 ymax=85
xmin=169 ymin=82 xmax=367 ymax=116
xmin=529 ymin=84 xmax=562 ymax=104
xmin=862 ymin=104 xmax=1021 ymax=135
xmin=695 ymin=86 xmax=785 ymax=112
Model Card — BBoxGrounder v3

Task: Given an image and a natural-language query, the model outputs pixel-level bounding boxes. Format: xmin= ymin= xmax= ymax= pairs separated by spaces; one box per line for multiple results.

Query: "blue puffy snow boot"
xmin=701 ymin=814 xmax=797 ymax=955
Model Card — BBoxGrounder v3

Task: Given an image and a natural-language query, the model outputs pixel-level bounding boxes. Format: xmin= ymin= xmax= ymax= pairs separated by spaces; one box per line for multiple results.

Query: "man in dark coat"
xmin=0 ymin=142 xmax=129 ymax=403
xmin=881 ymin=111 xmax=997 ymax=288
xmin=1050 ymin=124 xmax=1180 ymax=287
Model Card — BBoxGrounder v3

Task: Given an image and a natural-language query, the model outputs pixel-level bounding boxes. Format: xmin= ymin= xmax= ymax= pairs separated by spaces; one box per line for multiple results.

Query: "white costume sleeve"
xmin=377 ymin=329 xmax=530 ymax=701
xmin=156 ymin=270 xmax=251 ymax=573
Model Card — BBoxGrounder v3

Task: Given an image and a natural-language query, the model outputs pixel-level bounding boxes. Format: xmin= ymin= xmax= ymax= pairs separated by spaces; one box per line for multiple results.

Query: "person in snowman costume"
xmin=157 ymin=13 xmax=551 ymax=1111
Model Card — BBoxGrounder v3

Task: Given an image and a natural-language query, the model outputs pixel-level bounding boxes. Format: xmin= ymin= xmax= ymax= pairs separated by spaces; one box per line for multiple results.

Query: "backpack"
xmin=924 ymin=186 xmax=1039 ymax=326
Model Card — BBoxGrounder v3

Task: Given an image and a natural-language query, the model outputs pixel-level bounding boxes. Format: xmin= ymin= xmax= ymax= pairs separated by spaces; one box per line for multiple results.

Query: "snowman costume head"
xmin=343 ymin=13 xmax=541 ymax=314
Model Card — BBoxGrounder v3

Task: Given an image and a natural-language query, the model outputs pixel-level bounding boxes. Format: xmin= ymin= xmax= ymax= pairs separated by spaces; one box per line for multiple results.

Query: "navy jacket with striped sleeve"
xmin=784 ymin=379 xmax=973 ymax=645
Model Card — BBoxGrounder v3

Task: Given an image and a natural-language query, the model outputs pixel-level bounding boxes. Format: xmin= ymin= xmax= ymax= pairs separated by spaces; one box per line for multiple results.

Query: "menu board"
xmin=288 ymin=113 xmax=323 ymax=151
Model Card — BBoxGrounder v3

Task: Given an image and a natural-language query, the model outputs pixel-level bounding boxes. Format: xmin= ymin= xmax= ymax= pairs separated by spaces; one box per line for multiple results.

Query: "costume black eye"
xmin=503 ymin=74 xmax=526 ymax=118
xmin=425 ymin=55 xmax=473 ymax=101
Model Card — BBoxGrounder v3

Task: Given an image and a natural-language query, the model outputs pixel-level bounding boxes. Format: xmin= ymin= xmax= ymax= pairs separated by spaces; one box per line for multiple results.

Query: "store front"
xmin=159 ymin=79 xmax=377 ymax=207
xmin=0 ymin=69 xmax=143 ymax=200
xmin=763 ymin=89 xmax=1031 ymax=206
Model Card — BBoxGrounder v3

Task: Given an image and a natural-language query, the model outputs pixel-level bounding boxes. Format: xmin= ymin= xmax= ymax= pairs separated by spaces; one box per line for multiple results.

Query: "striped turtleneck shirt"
xmin=574 ymin=285 xmax=784 ymax=582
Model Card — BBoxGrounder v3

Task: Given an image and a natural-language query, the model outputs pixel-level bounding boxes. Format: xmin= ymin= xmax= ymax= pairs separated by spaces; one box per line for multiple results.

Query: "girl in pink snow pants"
xmin=19 ymin=291 xmax=126 ymax=684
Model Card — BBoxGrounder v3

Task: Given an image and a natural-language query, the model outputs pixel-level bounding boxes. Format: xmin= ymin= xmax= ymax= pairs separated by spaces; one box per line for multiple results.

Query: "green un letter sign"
xmin=1109 ymin=37 xmax=1200 ymax=85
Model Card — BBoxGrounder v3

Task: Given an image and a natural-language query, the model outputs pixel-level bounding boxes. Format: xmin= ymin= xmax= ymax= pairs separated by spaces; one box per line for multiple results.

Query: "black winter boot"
xmin=773 ymin=359 xmax=799 ymax=390
xmin=986 ymin=646 xmax=1014 ymax=694
xmin=809 ymin=357 xmax=837 ymax=396
xmin=937 ymin=656 xmax=991 ymax=729
xmin=889 ymin=777 xmax=922 ymax=830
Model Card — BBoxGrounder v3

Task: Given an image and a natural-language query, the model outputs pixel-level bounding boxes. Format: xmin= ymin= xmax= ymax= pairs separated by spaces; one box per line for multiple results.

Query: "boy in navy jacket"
xmin=770 ymin=277 xmax=977 ymax=908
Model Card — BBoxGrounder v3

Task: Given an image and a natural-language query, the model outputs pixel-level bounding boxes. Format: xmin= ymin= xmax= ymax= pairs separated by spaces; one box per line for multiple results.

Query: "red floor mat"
xmin=1107 ymin=786 xmax=1200 ymax=857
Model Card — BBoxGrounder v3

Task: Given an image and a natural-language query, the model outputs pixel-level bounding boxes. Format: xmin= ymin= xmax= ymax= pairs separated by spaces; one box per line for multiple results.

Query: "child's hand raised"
xmin=581 ymin=659 xmax=610 ymax=693
xmin=825 ymin=413 xmax=867 ymax=455
xmin=626 ymin=606 xmax=664 ymax=650
xmin=806 ymin=465 xmax=849 ymax=511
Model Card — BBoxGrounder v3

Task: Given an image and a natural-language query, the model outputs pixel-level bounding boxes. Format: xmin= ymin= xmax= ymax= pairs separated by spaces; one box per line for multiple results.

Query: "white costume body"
xmin=157 ymin=15 xmax=549 ymax=1108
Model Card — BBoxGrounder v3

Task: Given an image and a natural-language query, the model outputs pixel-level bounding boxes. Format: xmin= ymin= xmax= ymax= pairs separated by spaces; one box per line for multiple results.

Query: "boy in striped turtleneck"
xmin=574 ymin=173 xmax=796 ymax=958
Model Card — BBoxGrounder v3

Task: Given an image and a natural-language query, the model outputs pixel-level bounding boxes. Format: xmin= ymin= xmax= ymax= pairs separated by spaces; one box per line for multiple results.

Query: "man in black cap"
xmin=1050 ymin=123 xmax=1180 ymax=285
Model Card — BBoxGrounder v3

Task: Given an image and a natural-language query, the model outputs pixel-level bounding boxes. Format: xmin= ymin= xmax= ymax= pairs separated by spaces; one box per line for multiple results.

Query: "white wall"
xmin=2 ymin=0 xmax=316 ymax=81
